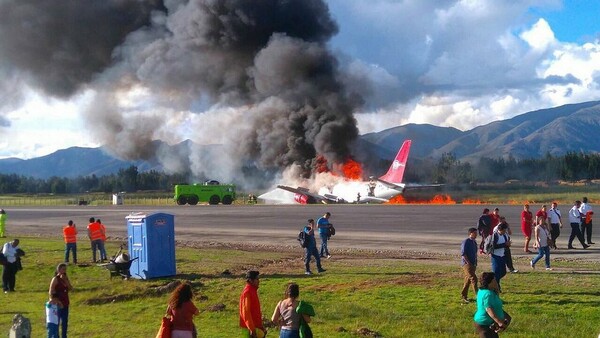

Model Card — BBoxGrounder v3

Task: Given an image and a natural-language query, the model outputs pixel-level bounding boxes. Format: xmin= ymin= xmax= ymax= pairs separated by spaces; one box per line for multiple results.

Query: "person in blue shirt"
xmin=460 ymin=228 xmax=478 ymax=303
xmin=304 ymin=219 xmax=325 ymax=275
xmin=473 ymin=272 xmax=511 ymax=337
xmin=317 ymin=212 xmax=332 ymax=258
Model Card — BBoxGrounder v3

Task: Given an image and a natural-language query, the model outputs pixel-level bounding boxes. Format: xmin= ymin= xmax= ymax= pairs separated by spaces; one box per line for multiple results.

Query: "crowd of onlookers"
xmin=461 ymin=197 xmax=594 ymax=337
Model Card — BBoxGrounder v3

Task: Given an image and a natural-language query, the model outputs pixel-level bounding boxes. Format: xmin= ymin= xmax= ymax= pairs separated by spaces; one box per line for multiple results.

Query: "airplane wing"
xmin=402 ymin=183 xmax=444 ymax=190
xmin=276 ymin=185 xmax=343 ymax=204
xmin=358 ymin=196 xmax=389 ymax=204
xmin=374 ymin=177 xmax=443 ymax=191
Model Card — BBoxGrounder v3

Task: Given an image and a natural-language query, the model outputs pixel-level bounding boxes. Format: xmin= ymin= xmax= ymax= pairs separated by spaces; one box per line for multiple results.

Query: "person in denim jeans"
xmin=62 ymin=220 xmax=77 ymax=264
xmin=531 ymin=222 xmax=552 ymax=270
xmin=304 ymin=219 xmax=325 ymax=275
xmin=317 ymin=212 xmax=332 ymax=258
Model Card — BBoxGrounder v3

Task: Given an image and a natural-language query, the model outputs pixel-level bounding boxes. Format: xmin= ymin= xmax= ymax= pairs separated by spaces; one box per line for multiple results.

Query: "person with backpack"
xmin=490 ymin=223 xmax=510 ymax=292
xmin=494 ymin=216 xmax=518 ymax=273
xmin=303 ymin=219 xmax=325 ymax=275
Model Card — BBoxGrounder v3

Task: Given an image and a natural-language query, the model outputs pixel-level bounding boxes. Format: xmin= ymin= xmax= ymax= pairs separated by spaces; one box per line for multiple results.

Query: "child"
xmin=46 ymin=293 xmax=62 ymax=338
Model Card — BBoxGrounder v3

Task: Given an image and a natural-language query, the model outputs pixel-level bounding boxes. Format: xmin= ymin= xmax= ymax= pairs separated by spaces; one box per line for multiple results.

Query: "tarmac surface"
xmin=4 ymin=204 xmax=599 ymax=260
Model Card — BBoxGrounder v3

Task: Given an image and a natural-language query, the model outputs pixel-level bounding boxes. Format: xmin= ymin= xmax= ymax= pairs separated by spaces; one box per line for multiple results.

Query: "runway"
xmin=4 ymin=204 xmax=599 ymax=259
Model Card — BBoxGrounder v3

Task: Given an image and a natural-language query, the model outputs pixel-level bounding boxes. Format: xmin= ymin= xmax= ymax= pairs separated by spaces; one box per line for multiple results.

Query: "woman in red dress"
xmin=521 ymin=204 xmax=533 ymax=253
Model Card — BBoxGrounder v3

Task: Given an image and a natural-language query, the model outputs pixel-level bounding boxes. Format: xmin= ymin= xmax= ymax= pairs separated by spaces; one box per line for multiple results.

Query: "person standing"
xmin=461 ymin=228 xmax=478 ymax=303
xmin=490 ymin=224 xmax=509 ymax=292
xmin=579 ymin=197 xmax=594 ymax=245
xmin=530 ymin=221 xmax=553 ymax=270
xmin=548 ymin=202 xmax=563 ymax=249
xmin=535 ymin=205 xmax=548 ymax=228
xmin=568 ymin=201 xmax=589 ymax=249
xmin=490 ymin=208 xmax=501 ymax=228
xmin=317 ymin=212 xmax=332 ymax=259
xmin=46 ymin=293 xmax=62 ymax=338
xmin=2 ymin=239 xmax=21 ymax=293
xmin=86 ymin=217 xmax=103 ymax=263
xmin=240 ymin=270 xmax=266 ymax=338
xmin=271 ymin=283 xmax=313 ymax=338
xmin=62 ymin=220 xmax=78 ymax=264
xmin=303 ymin=219 xmax=325 ymax=275
xmin=478 ymin=208 xmax=492 ymax=254
xmin=96 ymin=219 xmax=107 ymax=262
xmin=494 ymin=217 xmax=518 ymax=273
xmin=0 ymin=209 xmax=6 ymax=238
xmin=167 ymin=282 xmax=199 ymax=338
xmin=49 ymin=263 xmax=72 ymax=338
xmin=473 ymin=272 xmax=511 ymax=338
xmin=520 ymin=204 xmax=534 ymax=253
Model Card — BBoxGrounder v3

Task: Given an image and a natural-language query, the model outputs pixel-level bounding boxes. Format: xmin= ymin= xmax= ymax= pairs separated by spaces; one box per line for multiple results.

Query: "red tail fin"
xmin=378 ymin=140 xmax=411 ymax=183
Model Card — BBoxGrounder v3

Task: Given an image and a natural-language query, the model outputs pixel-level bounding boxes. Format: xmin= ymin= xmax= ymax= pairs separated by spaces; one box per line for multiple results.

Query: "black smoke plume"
xmin=0 ymin=0 xmax=363 ymax=182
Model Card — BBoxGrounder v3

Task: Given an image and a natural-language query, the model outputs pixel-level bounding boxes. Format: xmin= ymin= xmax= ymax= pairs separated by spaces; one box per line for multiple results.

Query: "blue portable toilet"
xmin=126 ymin=212 xmax=176 ymax=279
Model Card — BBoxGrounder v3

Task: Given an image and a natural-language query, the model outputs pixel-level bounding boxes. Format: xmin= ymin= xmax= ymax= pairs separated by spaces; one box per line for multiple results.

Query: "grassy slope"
xmin=1 ymin=237 xmax=599 ymax=337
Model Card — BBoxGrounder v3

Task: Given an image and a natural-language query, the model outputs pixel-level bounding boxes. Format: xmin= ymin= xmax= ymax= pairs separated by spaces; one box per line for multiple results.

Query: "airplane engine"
xmin=294 ymin=194 xmax=316 ymax=204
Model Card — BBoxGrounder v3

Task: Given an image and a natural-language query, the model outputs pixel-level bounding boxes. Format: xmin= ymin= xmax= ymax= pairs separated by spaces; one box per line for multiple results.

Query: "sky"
xmin=0 ymin=0 xmax=599 ymax=164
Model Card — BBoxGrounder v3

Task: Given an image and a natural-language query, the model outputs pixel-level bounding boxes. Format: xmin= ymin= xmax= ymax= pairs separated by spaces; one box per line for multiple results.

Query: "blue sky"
xmin=1 ymin=0 xmax=600 ymax=164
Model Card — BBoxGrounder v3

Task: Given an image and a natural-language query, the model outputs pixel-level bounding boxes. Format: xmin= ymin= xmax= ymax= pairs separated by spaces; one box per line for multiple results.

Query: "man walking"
xmin=86 ymin=217 xmax=103 ymax=262
xmin=579 ymin=197 xmax=594 ymax=245
xmin=460 ymin=228 xmax=478 ymax=303
xmin=477 ymin=208 xmax=492 ymax=254
xmin=62 ymin=220 xmax=78 ymax=264
xmin=239 ymin=270 xmax=266 ymax=338
xmin=2 ymin=239 xmax=21 ymax=293
xmin=304 ymin=219 xmax=325 ymax=275
xmin=317 ymin=212 xmax=333 ymax=258
xmin=548 ymin=202 xmax=562 ymax=249
xmin=568 ymin=201 xmax=589 ymax=249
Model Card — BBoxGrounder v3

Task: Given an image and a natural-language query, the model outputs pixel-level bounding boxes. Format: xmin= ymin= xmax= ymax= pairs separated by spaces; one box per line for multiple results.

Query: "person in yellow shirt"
xmin=0 ymin=209 xmax=7 ymax=238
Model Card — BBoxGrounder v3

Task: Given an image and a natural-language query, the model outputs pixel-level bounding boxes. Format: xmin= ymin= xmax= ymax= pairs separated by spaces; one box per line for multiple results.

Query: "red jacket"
xmin=239 ymin=283 xmax=263 ymax=332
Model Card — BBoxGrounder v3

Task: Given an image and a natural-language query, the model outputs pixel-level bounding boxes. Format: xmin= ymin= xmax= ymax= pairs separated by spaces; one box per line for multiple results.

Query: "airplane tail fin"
xmin=378 ymin=140 xmax=411 ymax=184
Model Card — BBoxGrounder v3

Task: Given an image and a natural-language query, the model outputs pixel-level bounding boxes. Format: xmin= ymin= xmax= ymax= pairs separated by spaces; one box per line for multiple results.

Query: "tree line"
xmin=408 ymin=151 xmax=600 ymax=185
xmin=1 ymin=151 xmax=600 ymax=194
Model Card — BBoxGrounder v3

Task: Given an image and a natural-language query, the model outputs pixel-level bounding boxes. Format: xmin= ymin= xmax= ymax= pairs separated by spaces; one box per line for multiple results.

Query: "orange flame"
xmin=341 ymin=158 xmax=362 ymax=180
xmin=387 ymin=194 xmax=457 ymax=204
xmin=462 ymin=198 xmax=484 ymax=204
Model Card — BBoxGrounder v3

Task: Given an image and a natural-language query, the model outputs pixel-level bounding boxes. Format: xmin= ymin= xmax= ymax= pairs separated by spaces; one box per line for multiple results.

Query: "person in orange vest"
xmin=86 ymin=217 xmax=103 ymax=263
xmin=62 ymin=220 xmax=77 ymax=264
xmin=97 ymin=219 xmax=108 ymax=261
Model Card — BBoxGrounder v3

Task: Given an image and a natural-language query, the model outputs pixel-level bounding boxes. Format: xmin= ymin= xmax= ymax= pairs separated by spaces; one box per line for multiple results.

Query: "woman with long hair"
xmin=49 ymin=263 xmax=72 ymax=338
xmin=167 ymin=282 xmax=199 ymax=338
xmin=473 ymin=272 xmax=511 ymax=337
xmin=271 ymin=283 xmax=312 ymax=338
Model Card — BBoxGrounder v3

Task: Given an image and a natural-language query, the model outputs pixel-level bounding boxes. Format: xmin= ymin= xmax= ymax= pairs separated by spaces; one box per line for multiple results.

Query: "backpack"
xmin=328 ymin=226 xmax=335 ymax=238
xmin=483 ymin=233 xmax=496 ymax=255
xmin=297 ymin=230 xmax=307 ymax=248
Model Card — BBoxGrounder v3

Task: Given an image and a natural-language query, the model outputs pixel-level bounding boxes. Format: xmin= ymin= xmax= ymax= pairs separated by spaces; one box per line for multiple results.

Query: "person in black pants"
xmin=579 ymin=197 xmax=594 ymax=245
xmin=568 ymin=201 xmax=589 ymax=249
xmin=2 ymin=239 xmax=21 ymax=293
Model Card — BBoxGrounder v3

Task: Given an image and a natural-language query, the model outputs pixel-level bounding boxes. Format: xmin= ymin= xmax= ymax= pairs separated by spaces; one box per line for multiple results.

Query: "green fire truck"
xmin=174 ymin=180 xmax=236 ymax=205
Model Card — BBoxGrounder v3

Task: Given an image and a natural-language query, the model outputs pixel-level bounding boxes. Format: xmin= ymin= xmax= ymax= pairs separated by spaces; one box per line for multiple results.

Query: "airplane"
xmin=274 ymin=140 xmax=441 ymax=204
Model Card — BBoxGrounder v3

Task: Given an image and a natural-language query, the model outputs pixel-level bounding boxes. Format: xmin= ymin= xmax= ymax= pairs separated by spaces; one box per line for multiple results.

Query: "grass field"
xmin=1 ymin=236 xmax=599 ymax=337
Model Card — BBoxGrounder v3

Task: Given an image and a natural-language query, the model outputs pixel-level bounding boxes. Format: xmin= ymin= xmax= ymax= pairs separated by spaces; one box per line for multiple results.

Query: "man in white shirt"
xmin=548 ymin=202 xmax=563 ymax=249
xmin=579 ymin=197 xmax=594 ymax=245
xmin=2 ymin=239 xmax=20 ymax=293
xmin=568 ymin=201 xmax=588 ymax=249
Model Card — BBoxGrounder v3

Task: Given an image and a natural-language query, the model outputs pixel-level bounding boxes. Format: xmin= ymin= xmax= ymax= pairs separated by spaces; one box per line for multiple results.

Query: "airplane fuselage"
xmin=319 ymin=180 xmax=405 ymax=203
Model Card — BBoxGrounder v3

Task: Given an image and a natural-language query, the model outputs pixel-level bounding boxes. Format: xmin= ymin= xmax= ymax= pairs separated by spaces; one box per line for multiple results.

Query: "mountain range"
xmin=1 ymin=100 xmax=600 ymax=179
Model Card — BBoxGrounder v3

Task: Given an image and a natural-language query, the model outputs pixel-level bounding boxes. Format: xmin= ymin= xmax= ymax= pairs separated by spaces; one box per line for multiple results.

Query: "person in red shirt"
xmin=521 ymin=204 xmax=534 ymax=253
xmin=240 ymin=270 xmax=265 ymax=338
xmin=168 ymin=282 xmax=199 ymax=338
xmin=535 ymin=205 xmax=548 ymax=228
xmin=490 ymin=208 xmax=501 ymax=228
